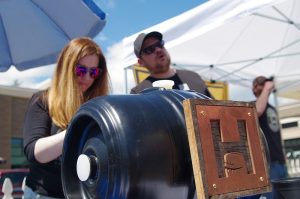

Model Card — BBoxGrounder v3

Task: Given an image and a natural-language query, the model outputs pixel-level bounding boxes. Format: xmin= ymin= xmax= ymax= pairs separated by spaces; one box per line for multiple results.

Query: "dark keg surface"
xmin=61 ymin=89 xmax=210 ymax=199
xmin=272 ymin=177 xmax=300 ymax=199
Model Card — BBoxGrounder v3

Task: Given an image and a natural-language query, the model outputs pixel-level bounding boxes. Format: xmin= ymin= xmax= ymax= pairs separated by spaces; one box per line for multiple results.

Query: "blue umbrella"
xmin=0 ymin=0 xmax=106 ymax=72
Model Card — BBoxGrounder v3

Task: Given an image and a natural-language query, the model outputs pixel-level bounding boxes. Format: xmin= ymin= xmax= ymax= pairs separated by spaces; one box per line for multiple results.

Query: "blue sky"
xmin=94 ymin=0 xmax=206 ymax=52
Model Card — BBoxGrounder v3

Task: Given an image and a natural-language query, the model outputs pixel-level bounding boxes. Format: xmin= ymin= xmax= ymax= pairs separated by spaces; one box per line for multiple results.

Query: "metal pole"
xmin=124 ymin=67 xmax=128 ymax=94
xmin=273 ymin=89 xmax=279 ymax=110
xmin=273 ymin=77 xmax=279 ymax=110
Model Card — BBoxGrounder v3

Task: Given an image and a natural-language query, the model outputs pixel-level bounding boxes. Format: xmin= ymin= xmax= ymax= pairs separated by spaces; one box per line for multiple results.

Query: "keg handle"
xmin=140 ymin=87 xmax=165 ymax=94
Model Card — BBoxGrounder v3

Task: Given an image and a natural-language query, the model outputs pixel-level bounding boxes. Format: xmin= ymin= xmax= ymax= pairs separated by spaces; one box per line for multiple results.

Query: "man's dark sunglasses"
xmin=141 ymin=40 xmax=165 ymax=55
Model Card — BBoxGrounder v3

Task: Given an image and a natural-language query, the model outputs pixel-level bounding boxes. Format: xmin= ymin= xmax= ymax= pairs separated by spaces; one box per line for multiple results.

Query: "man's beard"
xmin=153 ymin=57 xmax=171 ymax=74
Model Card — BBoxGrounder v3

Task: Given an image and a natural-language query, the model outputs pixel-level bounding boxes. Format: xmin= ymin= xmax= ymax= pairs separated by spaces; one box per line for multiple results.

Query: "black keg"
xmin=272 ymin=177 xmax=300 ymax=199
xmin=61 ymin=88 xmax=210 ymax=199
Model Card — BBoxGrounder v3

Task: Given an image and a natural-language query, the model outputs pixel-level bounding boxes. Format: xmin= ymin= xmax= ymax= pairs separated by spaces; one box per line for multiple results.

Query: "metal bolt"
xmin=213 ymin=184 xmax=217 ymax=189
xmin=200 ymin=110 xmax=206 ymax=116
xmin=260 ymin=177 xmax=264 ymax=181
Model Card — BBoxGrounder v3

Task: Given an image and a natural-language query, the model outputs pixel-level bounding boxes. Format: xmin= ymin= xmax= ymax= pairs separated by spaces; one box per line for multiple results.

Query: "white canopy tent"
xmin=122 ymin=0 xmax=300 ymax=102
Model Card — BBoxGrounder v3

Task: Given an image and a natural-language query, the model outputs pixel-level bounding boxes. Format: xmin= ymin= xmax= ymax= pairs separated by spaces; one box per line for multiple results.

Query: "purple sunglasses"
xmin=75 ymin=64 xmax=102 ymax=79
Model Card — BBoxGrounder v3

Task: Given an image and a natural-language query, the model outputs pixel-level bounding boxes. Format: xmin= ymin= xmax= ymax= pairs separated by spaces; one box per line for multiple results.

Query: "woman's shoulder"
xmin=31 ymin=90 xmax=44 ymax=97
xmin=29 ymin=90 xmax=48 ymax=107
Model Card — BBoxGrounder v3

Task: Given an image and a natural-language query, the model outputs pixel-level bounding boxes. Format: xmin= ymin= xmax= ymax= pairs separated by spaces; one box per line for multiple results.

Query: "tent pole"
xmin=273 ymin=77 xmax=279 ymax=110
xmin=273 ymin=90 xmax=279 ymax=111
xmin=124 ymin=67 xmax=128 ymax=94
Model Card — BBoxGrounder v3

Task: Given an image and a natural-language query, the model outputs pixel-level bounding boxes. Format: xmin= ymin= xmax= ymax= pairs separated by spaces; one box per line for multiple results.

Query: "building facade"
xmin=0 ymin=86 xmax=37 ymax=169
xmin=279 ymin=102 xmax=300 ymax=177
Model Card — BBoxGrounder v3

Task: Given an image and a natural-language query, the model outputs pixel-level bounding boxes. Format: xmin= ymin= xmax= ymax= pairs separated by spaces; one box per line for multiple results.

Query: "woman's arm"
xmin=34 ymin=129 xmax=66 ymax=163
xmin=23 ymin=92 xmax=66 ymax=164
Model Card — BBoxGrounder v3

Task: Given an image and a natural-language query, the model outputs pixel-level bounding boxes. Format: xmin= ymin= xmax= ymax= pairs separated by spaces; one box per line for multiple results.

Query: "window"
xmin=11 ymin=138 xmax=28 ymax=168
xmin=282 ymin=121 xmax=298 ymax=129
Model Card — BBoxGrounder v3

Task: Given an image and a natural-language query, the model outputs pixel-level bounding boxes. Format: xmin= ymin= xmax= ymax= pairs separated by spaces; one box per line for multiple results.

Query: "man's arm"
xmin=256 ymin=81 xmax=274 ymax=116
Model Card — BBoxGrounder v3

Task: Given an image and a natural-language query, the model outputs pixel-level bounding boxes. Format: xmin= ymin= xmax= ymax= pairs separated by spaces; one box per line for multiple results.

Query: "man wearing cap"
xmin=252 ymin=76 xmax=288 ymax=199
xmin=130 ymin=31 xmax=212 ymax=98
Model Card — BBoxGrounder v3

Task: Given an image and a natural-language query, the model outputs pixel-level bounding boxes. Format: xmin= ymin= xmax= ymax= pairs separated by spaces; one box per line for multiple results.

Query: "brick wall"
xmin=0 ymin=95 xmax=12 ymax=169
xmin=0 ymin=86 xmax=35 ymax=169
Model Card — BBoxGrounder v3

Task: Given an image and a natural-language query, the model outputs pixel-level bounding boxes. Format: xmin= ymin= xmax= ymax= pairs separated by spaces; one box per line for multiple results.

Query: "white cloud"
xmin=95 ymin=0 xmax=116 ymax=9
xmin=0 ymin=64 xmax=55 ymax=89
xmin=95 ymin=33 xmax=108 ymax=43
xmin=106 ymin=0 xmax=116 ymax=9
xmin=105 ymin=41 xmax=135 ymax=94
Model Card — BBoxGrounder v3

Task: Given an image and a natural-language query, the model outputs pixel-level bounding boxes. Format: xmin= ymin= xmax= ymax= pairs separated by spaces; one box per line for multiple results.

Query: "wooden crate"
xmin=183 ymin=99 xmax=271 ymax=199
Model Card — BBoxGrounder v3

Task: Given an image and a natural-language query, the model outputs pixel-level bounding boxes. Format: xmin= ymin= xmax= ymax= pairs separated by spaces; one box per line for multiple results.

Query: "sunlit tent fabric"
xmin=0 ymin=0 xmax=106 ymax=72
xmin=122 ymin=0 xmax=300 ymax=100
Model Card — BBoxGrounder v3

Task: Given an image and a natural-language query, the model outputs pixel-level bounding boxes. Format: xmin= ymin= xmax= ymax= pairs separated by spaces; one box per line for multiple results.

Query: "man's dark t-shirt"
xmin=131 ymin=69 xmax=212 ymax=98
xmin=259 ymin=103 xmax=285 ymax=163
